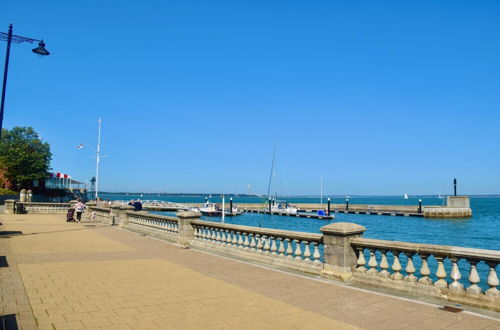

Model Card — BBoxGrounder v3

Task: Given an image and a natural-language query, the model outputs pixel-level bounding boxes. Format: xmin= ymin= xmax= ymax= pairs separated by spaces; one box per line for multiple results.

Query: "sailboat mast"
xmin=95 ymin=118 xmax=102 ymax=201
xmin=320 ymin=175 xmax=323 ymax=207
xmin=266 ymin=145 xmax=276 ymax=199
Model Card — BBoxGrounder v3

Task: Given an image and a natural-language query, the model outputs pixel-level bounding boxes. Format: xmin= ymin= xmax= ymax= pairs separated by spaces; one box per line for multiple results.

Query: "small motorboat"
xmin=197 ymin=202 xmax=243 ymax=217
xmin=271 ymin=202 xmax=298 ymax=215
xmin=198 ymin=203 xmax=222 ymax=216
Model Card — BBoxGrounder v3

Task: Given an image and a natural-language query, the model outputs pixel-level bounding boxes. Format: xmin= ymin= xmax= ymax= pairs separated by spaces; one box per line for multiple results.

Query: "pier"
xmin=211 ymin=196 xmax=472 ymax=219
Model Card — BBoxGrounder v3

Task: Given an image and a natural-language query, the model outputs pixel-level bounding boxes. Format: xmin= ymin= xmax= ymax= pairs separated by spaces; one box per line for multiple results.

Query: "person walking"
xmin=74 ymin=200 xmax=86 ymax=222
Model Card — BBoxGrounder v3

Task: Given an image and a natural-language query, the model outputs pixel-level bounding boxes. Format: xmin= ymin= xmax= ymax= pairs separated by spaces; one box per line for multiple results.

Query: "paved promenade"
xmin=1 ymin=214 xmax=499 ymax=329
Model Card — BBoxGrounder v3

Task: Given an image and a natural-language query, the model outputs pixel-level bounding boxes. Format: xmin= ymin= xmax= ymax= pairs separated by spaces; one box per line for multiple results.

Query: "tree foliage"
xmin=0 ymin=127 xmax=52 ymax=190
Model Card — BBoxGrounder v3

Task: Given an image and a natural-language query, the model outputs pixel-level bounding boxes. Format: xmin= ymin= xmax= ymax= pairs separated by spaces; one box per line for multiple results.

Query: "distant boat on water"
xmin=404 ymin=193 xmax=409 ymax=199
xmin=194 ymin=201 xmax=243 ymax=217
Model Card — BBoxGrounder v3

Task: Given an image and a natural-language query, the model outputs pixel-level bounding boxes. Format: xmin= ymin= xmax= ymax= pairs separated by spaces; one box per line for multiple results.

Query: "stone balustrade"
xmin=126 ymin=211 xmax=179 ymax=242
xmin=14 ymin=202 xmax=73 ymax=214
xmin=190 ymin=220 xmax=323 ymax=274
xmin=350 ymin=237 xmax=499 ymax=309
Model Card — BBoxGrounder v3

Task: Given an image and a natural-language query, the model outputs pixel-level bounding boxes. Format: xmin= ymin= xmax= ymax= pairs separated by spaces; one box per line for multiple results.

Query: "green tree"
xmin=0 ymin=126 xmax=52 ymax=190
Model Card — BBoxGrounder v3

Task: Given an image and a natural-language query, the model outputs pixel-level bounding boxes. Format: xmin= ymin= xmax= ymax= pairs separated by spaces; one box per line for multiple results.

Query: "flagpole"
xmin=95 ymin=118 xmax=101 ymax=201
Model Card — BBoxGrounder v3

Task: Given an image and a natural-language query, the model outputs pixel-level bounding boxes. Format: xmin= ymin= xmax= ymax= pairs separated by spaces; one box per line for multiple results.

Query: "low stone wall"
xmin=13 ymin=202 xmax=73 ymax=214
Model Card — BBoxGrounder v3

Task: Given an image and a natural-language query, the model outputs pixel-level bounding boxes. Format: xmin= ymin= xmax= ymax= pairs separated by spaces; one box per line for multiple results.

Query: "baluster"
xmin=303 ymin=241 xmax=311 ymax=263
xmin=367 ymin=249 xmax=378 ymax=275
xmin=285 ymin=238 xmax=293 ymax=259
xmin=193 ymin=226 xmax=199 ymax=239
xmin=223 ymin=230 xmax=231 ymax=247
xmin=231 ymin=231 xmax=238 ymax=246
xmin=434 ymin=256 xmax=448 ymax=288
xmin=237 ymin=232 xmax=244 ymax=248
xmin=449 ymin=258 xmax=464 ymax=291
xmin=256 ymin=234 xmax=263 ymax=254
xmin=378 ymin=250 xmax=390 ymax=278
xmin=201 ymin=227 xmax=207 ymax=240
xmin=277 ymin=238 xmax=285 ymax=257
xmin=250 ymin=234 xmax=257 ymax=251
xmin=270 ymin=237 xmax=278 ymax=255
xmin=391 ymin=251 xmax=403 ymax=280
xmin=263 ymin=236 xmax=271 ymax=255
xmin=404 ymin=253 xmax=417 ymax=282
xmin=243 ymin=233 xmax=250 ymax=250
xmin=466 ymin=260 xmax=481 ymax=294
xmin=210 ymin=228 xmax=217 ymax=242
xmin=294 ymin=240 xmax=302 ymax=260
xmin=486 ymin=262 xmax=499 ymax=297
xmin=418 ymin=254 xmax=432 ymax=285
xmin=312 ymin=243 xmax=321 ymax=265
xmin=355 ymin=247 xmax=367 ymax=273
xmin=215 ymin=228 xmax=222 ymax=244
xmin=219 ymin=229 xmax=227 ymax=246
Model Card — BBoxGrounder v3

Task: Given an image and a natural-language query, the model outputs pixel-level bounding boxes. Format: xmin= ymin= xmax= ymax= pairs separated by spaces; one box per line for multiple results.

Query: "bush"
xmin=0 ymin=188 xmax=16 ymax=196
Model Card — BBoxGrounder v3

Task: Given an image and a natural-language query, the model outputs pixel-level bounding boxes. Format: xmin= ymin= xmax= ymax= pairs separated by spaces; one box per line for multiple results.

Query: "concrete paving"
xmin=1 ymin=213 xmax=499 ymax=329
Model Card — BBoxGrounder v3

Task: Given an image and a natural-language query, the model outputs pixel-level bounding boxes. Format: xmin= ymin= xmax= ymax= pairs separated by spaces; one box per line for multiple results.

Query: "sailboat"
xmin=404 ymin=193 xmax=409 ymax=199
xmin=264 ymin=145 xmax=298 ymax=215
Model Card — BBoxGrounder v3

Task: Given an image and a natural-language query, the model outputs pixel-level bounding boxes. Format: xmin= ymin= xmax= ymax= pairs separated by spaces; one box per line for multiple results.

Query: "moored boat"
xmin=194 ymin=202 xmax=243 ymax=217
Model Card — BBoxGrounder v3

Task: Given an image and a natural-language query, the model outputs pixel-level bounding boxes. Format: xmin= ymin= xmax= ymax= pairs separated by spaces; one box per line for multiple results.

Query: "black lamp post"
xmin=0 ymin=24 xmax=50 ymax=140
xmin=453 ymin=178 xmax=457 ymax=196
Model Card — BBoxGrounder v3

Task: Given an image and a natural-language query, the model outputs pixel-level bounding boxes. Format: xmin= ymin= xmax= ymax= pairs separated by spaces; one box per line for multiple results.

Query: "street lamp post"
xmin=0 ymin=24 xmax=50 ymax=139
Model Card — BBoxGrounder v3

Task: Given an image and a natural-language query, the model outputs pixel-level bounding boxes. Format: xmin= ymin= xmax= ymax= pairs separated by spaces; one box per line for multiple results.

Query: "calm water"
xmin=102 ymin=193 xmax=499 ymax=250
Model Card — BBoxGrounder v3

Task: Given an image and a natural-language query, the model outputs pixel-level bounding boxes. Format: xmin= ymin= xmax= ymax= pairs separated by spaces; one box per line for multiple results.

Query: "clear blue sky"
xmin=1 ymin=1 xmax=499 ymax=195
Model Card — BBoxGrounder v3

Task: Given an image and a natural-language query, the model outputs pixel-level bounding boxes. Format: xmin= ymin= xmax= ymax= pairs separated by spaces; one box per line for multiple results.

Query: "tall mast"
xmin=95 ymin=118 xmax=102 ymax=200
xmin=266 ymin=144 xmax=276 ymax=199
xmin=320 ymin=175 xmax=323 ymax=207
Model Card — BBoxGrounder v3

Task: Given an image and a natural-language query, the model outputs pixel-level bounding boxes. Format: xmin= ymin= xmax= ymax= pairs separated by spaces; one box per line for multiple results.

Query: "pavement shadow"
xmin=0 ymin=256 xmax=8 ymax=267
xmin=0 ymin=231 xmax=23 ymax=237
xmin=0 ymin=314 xmax=18 ymax=330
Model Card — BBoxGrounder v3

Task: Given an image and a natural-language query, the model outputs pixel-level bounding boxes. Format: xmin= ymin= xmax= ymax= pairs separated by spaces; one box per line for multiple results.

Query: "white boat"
xmin=404 ymin=193 xmax=409 ymax=199
xmin=194 ymin=202 xmax=243 ymax=217
xmin=270 ymin=202 xmax=298 ymax=215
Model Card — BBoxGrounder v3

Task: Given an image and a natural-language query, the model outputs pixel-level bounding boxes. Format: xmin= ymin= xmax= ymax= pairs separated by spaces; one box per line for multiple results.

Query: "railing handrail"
xmin=126 ymin=211 xmax=179 ymax=223
xmin=18 ymin=202 xmax=72 ymax=206
xmin=191 ymin=219 xmax=323 ymax=242
xmin=350 ymin=237 xmax=500 ymax=262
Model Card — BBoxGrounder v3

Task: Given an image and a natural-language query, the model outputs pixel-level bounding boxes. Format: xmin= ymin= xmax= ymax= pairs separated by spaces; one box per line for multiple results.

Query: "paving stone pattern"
xmin=1 ymin=214 xmax=499 ymax=329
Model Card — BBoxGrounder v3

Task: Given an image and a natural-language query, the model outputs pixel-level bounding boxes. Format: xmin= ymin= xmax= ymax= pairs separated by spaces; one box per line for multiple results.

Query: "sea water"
xmin=104 ymin=194 xmax=499 ymax=250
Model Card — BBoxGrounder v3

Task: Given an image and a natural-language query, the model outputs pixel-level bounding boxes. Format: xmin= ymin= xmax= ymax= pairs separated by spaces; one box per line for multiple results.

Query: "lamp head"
xmin=32 ymin=40 xmax=50 ymax=56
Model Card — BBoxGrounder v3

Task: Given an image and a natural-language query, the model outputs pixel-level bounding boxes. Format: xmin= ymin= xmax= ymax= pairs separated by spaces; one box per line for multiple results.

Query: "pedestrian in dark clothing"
xmin=133 ymin=200 xmax=143 ymax=211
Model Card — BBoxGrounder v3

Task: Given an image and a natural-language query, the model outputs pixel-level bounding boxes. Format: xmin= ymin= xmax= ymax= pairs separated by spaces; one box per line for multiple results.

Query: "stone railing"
xmin=126 ymin=211 xmax=179 ymax=242
xmin=62 ymin=207 xmax=499 ymax=312
xmin=14 ymin=202 xmax=73 ymax=214
xmin=349 ymin=237 xmax=499 ymax=309
xmin=190 ymin=220 xmax=323 ymax=274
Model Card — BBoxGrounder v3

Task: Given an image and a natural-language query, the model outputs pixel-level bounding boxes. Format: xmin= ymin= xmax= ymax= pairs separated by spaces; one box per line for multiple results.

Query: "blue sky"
xmin=1 ymin=1 xmax=499 ymax=195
